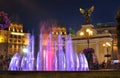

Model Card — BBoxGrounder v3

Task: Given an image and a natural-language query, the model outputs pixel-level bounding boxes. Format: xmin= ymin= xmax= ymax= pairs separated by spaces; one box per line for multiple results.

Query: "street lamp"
xmin=80 ymin=28 xmax=93 ymax=48
xmin=103 ymin=42 xmax=111 ymax=68
xmin=22 ymin=48 xmax=28 ymax=55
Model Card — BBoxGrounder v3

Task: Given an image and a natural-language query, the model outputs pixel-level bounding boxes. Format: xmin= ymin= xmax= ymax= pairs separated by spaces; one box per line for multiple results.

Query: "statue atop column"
xmin=80 ymin=6 xmax=94 ymax=24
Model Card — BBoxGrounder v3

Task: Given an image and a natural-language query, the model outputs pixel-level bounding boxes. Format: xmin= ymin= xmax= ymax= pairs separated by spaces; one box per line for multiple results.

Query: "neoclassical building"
xmin=51 ymin=24 xmax=116 ymax=64
xmin=72 ymin=24 xmax=113 ymax=64
xmin=96 ymin=24 xmax=118 ymax=60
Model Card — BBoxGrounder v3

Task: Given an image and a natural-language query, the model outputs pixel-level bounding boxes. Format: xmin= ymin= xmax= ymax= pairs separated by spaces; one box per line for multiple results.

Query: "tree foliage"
xmin=116 ymin=8 xmax=120 ymax=54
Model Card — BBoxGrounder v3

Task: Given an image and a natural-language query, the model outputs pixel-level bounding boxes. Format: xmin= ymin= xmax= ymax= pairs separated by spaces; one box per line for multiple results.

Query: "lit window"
xmin=52 ymin=32 xmax=54 ymax=34
xmin=64 ymin=32 xmax=66 ymax=35
xmin=17 ymin=30 xmax=19 ymax=32
xmin=13 ymin=28 xmax=15 ymax=32
xmin=60 ymin=32 xmax=62 ymax=35
xmin=21 ymin=29 xmax=23 ymax=32
xmin=9 ymin=28 xmax=10 ymax=31
xmin=56 ymin=32 xmax=58 ymax=35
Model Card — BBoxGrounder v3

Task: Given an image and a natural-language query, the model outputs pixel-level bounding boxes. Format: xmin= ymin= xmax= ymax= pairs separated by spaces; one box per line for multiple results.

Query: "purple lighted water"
xmin=9 ymin=33 xmax=89 ymax=71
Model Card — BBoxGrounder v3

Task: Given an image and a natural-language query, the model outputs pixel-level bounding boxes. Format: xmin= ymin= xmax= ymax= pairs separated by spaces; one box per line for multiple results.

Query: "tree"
xmin=9 ymin=14 xmax=22 ymax=24
xmin=0 ymin=11 xmax=10 ymax=30
xmin=116 ymin=8 xmax=120 ymax=54
xmin=83 ymin=48 xmax=94 ymax=70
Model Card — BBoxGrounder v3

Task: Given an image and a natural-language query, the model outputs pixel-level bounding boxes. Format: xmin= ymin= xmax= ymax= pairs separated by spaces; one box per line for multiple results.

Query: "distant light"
xmin=23 ymin=48 xmax=28 ymax=54
xmin=112 ymin=60 xmax=119 ymax=63
xmin=103 ymin=44 xmax=106 ymax=47
xmin=11 ymin=32 xmax=24 ymax=36
xmin=0 ymin=36 xmax=3 ymax=42
xmin=106 ymin=42 xmax=111 ymax=46
xmin=103 ymin=42 xmax=111 ymax=47
xmin=52 ymin=32 xmax=54 ymax=34
xmin=56 ymin=32 xmax=58 ymax=35
xmin=86 ymin=28 xmax=90 ymax=32
xmin=60 ymin=32 xmax=62 ymax=35
xmin=80 ymin=32 xmax=84 ymax=36
xmin=89 ymin=31 xmax=93 ymax=35
xmin=64 ymin=32 xmax=66 ymax=35
xmin=97 ymin=23 xmax=102 ymax=26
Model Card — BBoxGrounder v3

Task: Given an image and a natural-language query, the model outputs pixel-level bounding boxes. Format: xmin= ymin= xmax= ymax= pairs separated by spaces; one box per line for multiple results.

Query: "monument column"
xmin=79 ymin=6 xmax=95 ymax=69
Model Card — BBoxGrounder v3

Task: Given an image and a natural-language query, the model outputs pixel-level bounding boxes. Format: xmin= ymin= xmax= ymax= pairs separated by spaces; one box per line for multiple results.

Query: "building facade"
xmin=51 ymin=24 xmax=116 ymax=64
xmin=0 ymin=23 xmax=30 ymax=57
xmin=72 ymin=24 xmax=113 ymax=64
xmin=96 ymin=25 xmax=118 ymax=60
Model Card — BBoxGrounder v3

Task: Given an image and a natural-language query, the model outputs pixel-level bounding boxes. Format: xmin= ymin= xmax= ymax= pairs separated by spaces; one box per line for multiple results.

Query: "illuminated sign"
xmin=11 ymin=32 xmax=24 ymax=36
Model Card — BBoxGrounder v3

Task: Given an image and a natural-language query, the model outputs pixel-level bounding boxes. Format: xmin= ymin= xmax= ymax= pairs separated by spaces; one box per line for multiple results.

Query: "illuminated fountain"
xmin=9 ymin=25 xmax=89 ymax=71
xmin=8 ymin=52 xmax=21 ymax=70
xmin=9 ymin=35 xmax=35 ymax=71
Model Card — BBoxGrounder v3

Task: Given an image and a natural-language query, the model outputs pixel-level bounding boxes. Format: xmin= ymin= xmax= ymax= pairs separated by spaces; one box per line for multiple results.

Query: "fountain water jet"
xmin=8 ymin=52 xmax=21 ymax=71
xmin=9 ymin=24 xmax=89 ymax=71
xmin=9 ymin=34 xmax=35 ymax=71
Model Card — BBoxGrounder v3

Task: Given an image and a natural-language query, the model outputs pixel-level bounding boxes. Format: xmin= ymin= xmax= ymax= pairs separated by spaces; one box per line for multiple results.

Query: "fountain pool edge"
xmin=0 ymin=70 xmax=120 ymax=78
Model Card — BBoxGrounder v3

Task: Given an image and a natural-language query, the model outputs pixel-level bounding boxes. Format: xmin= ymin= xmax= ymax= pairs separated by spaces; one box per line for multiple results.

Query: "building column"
xmin=95 ymin=41 xmax=99 ymax=63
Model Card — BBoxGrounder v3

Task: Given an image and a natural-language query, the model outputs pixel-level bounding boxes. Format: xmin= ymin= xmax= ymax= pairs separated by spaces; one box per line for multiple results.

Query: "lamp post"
xmin=19 ymin=47 xmax=28 ymax=70
xmin=80 ymin=28 xmax=93 ymax=48
xmin=80 ymin=28 xmax=94 ymax=69
xmin=22 ymin=48 xmax=28 ymax=55
xmin=103 ymin=42 xmax=111 ymax=68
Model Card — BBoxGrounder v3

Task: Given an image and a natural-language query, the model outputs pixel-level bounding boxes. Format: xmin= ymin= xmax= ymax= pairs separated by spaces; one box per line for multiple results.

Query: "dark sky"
xmin=0 ymin=0 xmax=120 ymax=33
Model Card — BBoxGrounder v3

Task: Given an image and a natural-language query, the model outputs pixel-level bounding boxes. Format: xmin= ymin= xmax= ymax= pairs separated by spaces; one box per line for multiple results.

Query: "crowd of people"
xmin=0 ymin=54 xmax=120 ymax=71
xmin=92 ymin=60 xmax=120 ymax=70
xmin=0 ymin=55 xmax=11 ymax=71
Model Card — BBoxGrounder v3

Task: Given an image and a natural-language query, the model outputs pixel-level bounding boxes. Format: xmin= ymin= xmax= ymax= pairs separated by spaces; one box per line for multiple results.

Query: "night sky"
xmin=0 ymin=0 xmax=120 ymax=33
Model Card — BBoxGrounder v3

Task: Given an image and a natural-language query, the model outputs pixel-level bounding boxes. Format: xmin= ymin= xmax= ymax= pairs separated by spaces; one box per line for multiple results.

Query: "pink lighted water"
xmin=9 ymin=22 xmax=89 ymax=71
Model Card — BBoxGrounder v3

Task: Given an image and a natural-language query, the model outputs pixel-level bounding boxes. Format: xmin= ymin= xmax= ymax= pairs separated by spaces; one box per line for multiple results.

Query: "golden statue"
xmin=80 ymin=6 xmax=94 ymax=24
